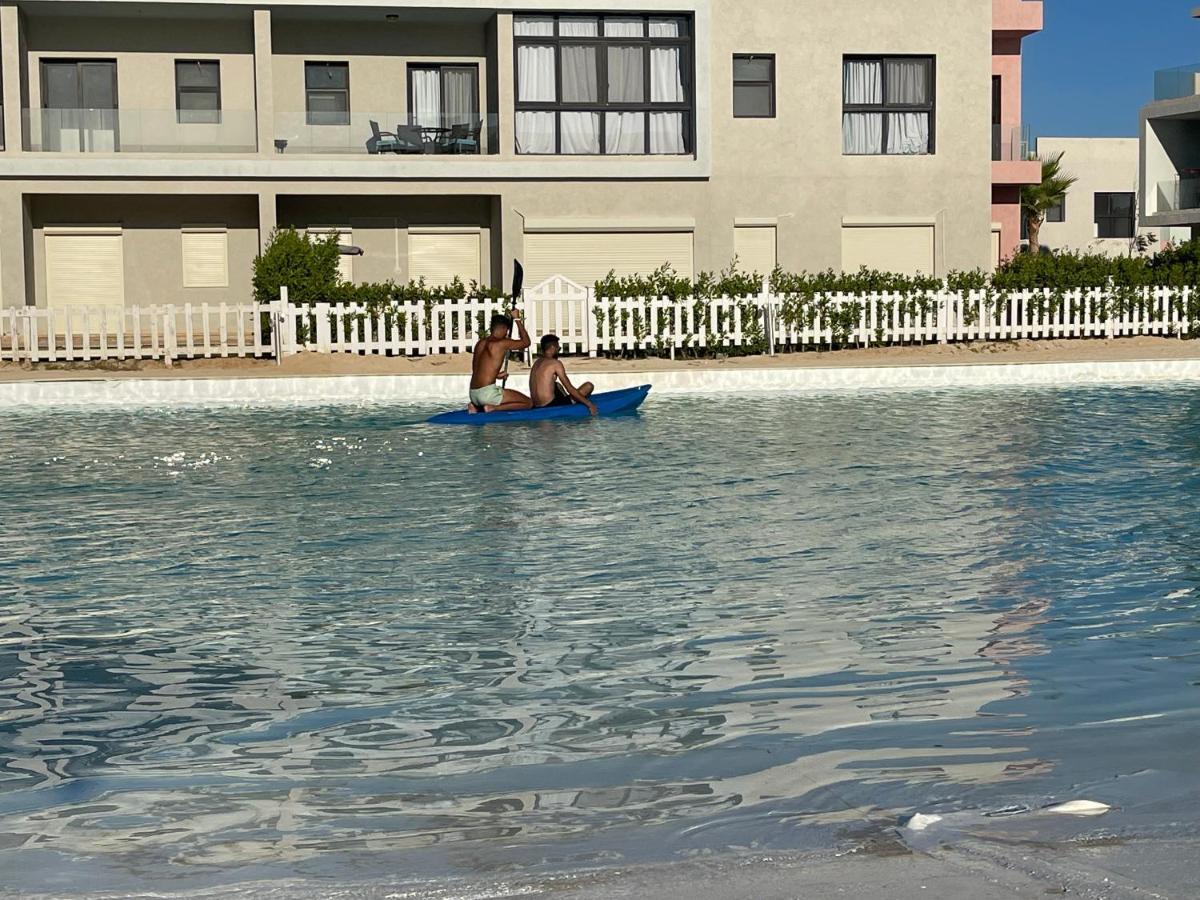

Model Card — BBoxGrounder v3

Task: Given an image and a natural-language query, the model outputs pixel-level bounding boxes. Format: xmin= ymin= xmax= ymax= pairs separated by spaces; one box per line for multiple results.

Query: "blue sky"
xmin=1024 ymin=0 xmax=1200 ymax=139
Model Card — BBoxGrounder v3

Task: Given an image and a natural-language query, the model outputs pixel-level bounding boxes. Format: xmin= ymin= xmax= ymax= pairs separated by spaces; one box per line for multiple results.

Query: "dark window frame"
xmin=842 ymin=54 xmax=936 ymax=155
xmin=1094 ymin=192 xmax=1135 ymax=239
xmin=513 ymin=13 xmax=695 ymax=156
xmin=406 ymin=62 xmax=481 ymax=125
xmin=305 ymin=60 xmax=350 ymax=126
xmin=1046 ymin=198 xmax=1065 ymax=223
xmin=39 ymin=58 xmax=120 ymax=151
xmin=732 ymin=53 xmax=775 ymax=118
xmin=175 ymin=58 xmax=221 ymax=125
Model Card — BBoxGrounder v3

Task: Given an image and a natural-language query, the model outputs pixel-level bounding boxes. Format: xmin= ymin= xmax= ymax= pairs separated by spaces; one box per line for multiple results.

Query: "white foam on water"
xmin=1043 ymin=800 xmax=1112 ymax=817
xmin=904 ymin=813 xmax=944 ymax=832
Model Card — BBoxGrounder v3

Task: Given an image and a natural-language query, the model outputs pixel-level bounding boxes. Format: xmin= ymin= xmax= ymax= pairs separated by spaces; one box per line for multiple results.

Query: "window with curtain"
xmin=175 ymin=60 xmax=220 ymax=124
xmin=842 ymin=56 xmax=934 ymax=156
xmin=305 ymin=61 xmax=350 ymax=126
xmin=1094 ymin=192 xmax=1134 ymax=238
xmin=514 ymin=13 xmax=692 ymax=155
xmin=407 ymin=64 xmax=480 ymax=143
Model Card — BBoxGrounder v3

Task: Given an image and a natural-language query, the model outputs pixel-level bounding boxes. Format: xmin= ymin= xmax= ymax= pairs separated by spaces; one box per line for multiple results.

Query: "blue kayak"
xmin=428 ymin=385 xmax=651 ymax=425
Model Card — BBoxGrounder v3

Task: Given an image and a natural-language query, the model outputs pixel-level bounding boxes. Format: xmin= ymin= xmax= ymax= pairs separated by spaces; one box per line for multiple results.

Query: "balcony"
xmin=272 ymin=112 xmax=498 ymax=156
xmin=992 ymin=123 xmax=1040 ymax=185
xmin=993 ymin=0 xmax=1043 ymax=38
xmin=1156 ymin=173 xmax=1200 ymax=212
xmin=1154 ymin=64 xmax=1200 ymax=102
xmin=24 ymin=108 xmax=257 ymax=154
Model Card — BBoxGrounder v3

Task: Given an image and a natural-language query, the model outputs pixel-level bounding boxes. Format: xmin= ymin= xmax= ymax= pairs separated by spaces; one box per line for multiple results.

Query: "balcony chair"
xmin=394 ymin=124 xmax=428 ymax=154
xmin=368 ymin=120 xmax=401 ymax=154
xmin=440 ymin=121 xmax=482 ymax=155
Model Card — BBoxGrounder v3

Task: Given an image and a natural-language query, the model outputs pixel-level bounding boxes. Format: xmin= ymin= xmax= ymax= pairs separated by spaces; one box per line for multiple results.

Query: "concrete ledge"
xmin=3 ymin=358 xmax=1200 ymax=408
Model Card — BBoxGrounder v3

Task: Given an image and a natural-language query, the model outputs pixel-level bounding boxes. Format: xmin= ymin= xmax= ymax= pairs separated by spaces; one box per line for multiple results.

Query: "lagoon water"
xmin=2 ymin=388 xmax=1200 ymax=896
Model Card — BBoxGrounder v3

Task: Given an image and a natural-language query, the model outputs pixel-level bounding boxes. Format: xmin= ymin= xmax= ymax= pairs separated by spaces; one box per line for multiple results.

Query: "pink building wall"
xmin=991 ymin=1 xmax=1044 ymax=265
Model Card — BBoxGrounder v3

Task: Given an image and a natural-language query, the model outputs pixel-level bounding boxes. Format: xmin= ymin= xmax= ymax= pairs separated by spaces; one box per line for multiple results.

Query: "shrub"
xmin=252 ymin=228 xmax=342 ymax=305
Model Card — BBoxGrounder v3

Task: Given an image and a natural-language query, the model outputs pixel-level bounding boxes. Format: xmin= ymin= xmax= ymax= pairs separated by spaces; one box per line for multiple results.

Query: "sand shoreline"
xmin=2 ymin=336 xmax=1199 ymax=383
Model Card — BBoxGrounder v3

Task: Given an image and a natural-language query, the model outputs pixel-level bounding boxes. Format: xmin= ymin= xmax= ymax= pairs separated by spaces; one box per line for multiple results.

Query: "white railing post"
xmin=586 ymin=286 xmax=599 ymax=357
xmin=162 ymin=304 xmax=176 ymax=366
xmin=22 ymin=307 xmax=37 ymax=363
xmin=760 ymin=274 xmax=774 ymax=356
xmin=938 ymin=287 xmax=950 ymax=345
xmin=314 ymin=301 xmax=332 ymax=353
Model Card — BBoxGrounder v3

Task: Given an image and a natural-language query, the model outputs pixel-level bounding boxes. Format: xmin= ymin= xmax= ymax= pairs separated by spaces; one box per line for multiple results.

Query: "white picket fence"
xmin=1 ymin=277 xmax=1194 ymax=364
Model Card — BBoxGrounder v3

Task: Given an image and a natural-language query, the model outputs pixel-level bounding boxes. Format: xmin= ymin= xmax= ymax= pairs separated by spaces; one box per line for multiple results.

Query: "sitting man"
xmin=469 ymin=311 xmax=533 ymax=413
xmin=529 ymin=334 xmax=597 ymax=416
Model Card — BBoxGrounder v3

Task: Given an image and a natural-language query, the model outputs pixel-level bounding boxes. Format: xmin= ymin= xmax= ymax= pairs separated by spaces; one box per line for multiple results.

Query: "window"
xmin=181 ymin=226 xmax=229 ymax=288
xmin=408 ymin=64 xmax=481 ymax=151
xmin=733 ymin=54 xmax=774 ymax=118
xmin=513 ymin=14 xmax=693 ymax=155
xmin=40 ymin=59 xmax=118 ymax=152
xmin=842 ymin=56 xmax=934 ymax=155
xmin=175 ymin=60 xmax=220 ymax=124
xmin=1095 ymin=192 xmax=1134 ymax=238
xmin=305 ymin=62 xmax=349 ymax=126
xmin=1046 ymin=199 xmax=1065 ymax=223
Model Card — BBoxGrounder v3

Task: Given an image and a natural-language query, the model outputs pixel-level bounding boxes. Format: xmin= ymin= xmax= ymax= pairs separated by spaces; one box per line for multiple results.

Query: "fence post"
xmin=21 ymin=307 xmax=36 ymax=363
xmin=314 ymin=300 xmax=332 ymax=354
xmin=162 ymin=305 xmax=176 ymax=367
xmin=585 ymin=286 xmax=598 ymax=357
xmin=938 ymin=287 xmax=950 ymax=345
xmin=1105 ymin=279 xmax=1116 ymax=340
xmin=760 ymin=274 xmax=774 ymax=356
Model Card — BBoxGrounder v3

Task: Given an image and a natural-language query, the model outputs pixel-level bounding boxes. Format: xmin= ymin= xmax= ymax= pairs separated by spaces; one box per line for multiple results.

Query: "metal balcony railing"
xmin=992 ymin=123 xmax=1031 ymax=162
xmin=272 ymin=112 xmax=497 ymax=156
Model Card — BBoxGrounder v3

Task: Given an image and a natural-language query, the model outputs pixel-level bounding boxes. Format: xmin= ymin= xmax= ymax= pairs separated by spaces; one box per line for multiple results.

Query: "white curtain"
xmin=606 ymin=111 xmax=644 ymax=154
xmin=843 ymin=60 xmax=882 ymax=104
xmin=559 ymin=17 xmax=598 ymax=37
xmin=443 ymin=68 xmax=476 ymax=127
xmin=562 ymin=45 xmax=598 ymax=103
xmin=604 ymin=17 xmax=644 ymax=37
xmin=648 ymin=17 xmax=682 ymax=38
xmin=607 ymin=45 xmax=644 ymax=102
xmin=650 ymin=112 xmax=685 ymax=154
xmin=651 ymin=47 xmax=685 ymax=102
xmin=410 ymin=68 xmax=441 ymax=128
xmin=887 ymin=112 xmax=930 ymax=154
xmin=842 ymin=112 xmax=882 ymax=154
xmin=886 ymin=59 xmax=929 ymax=104
xmin=514 ymin=16 xmax=554 ymax=36
xmin=516 ymin=111 xmax=555 ymax=154
xmin=561 ymin=111 xmax=600 ymax=153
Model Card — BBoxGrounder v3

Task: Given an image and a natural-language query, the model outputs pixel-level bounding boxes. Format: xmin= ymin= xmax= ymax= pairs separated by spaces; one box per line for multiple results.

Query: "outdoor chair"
xmin=441 ymin=121 xmax=482 ymax=155
xmin=368 ymin=120 xmax=400 ymax=154
xmin=394 ymin=124 xmax=428 ymax=154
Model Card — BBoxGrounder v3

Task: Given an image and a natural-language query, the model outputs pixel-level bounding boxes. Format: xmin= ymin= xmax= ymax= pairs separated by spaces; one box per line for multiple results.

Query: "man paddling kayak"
xmin=530 ymin=334 xmax=597 ymax=416
xmin=469 ymin=311 xmax=533 ymax=413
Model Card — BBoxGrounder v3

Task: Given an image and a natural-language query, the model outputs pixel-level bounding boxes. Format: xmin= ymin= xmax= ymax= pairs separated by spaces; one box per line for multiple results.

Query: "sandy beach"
xmin=2 ymin=336 xmax=1199 ymax=383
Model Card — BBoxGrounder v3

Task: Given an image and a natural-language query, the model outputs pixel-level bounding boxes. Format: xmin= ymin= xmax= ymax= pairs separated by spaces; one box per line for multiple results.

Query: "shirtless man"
xmin=529 ymin=334 xmax=597 ymax=416
xmin=469 ymin=311 xmax=533 ymax=413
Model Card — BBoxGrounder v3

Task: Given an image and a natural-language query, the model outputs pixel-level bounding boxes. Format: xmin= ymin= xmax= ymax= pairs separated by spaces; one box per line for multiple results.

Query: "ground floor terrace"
xmin=0 ymin=176 xmax=998 ymax=309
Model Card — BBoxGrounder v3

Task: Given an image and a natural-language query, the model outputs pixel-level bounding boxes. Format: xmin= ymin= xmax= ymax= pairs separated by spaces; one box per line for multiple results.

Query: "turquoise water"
xmin=2 ymin=388 xmax=1200 ymax=896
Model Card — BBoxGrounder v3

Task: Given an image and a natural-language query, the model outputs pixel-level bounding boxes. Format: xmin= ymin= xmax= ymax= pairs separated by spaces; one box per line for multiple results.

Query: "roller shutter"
xmin=841 ymin=224 xmax=935 ymax=276
xmin=523 ymin=230 xmax=694 ymax=289
xmin=734 ymin=225 xmax=777 ymax=278
xmin=308 ymin=227 xmax=354 ymax=283
xmin=408 ymin=229 xmax=482 ymax=288
xmin=181 ymin=227 xmax=229 ymax=288
xmin=45 ymin=226 xmax=125 ymax=307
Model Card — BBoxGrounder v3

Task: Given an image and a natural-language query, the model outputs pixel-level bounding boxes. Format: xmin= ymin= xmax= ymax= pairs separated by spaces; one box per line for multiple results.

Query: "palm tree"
xmin=1021 ymin=152 xmax=1077 ymax=256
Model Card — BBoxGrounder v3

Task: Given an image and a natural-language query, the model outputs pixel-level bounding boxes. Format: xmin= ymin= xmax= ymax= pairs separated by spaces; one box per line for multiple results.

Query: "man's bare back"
xmin=530 ymin=334 xmax=597 ymax=415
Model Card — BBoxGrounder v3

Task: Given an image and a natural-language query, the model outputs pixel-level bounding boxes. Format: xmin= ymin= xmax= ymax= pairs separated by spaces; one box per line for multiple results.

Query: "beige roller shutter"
xmin=45 ymin=226 xmax=125 ymax=307
xmin=990 ymin=227 xmax=1002 ymax=271
xmin=734 ymin=225 xmax=777 ymax=278
xmin=524 ymin=230 xmax=694 ymax=288
xmin=841 ymin=224 xmax=935 ymax=276
xmin=181 ymin=227 xmax=229 ymax=288
xmin=408 ymin=228 xmax=482 ymax=288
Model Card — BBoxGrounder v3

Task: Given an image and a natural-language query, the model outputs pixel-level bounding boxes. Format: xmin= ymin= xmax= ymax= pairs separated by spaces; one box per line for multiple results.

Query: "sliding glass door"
xmin=408 ymin=64 xmax=480 ymax=151
xmin=41 ymin=60 xmax=119 ymax=152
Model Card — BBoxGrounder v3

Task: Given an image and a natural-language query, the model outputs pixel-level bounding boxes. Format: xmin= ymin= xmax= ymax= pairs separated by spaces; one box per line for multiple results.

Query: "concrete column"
xmin=494 ymin=12 xmax=515 ymax=160
xmin=1 ymin=3 xmax=26 ymax=154
xmin=253 ymin=8 xmax=274 ymax=157
xmin=494 ymin=195 xmax=524 ymax=292
xmin=258 ymin=190 xmax=277 ymax=251
xmin=0 ymin=188 xmax=29 ymax=308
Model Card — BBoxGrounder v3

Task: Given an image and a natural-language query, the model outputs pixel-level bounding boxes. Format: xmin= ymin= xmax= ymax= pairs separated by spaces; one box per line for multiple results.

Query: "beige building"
xmin=1039 ymin=137 xmax=1178 ymax=257
xmin=0 ymin=0 xmax=1038 ymax=310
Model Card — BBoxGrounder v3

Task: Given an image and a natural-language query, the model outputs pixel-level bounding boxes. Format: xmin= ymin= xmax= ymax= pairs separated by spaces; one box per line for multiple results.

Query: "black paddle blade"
xmin=511 ymin=260 xmax=524 ymax=301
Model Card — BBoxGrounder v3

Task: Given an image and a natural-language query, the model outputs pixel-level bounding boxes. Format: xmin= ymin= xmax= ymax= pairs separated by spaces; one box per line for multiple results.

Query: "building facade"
xmin=1039 ymin=137 xmax=1178 ymax=257
xmin=0 ymin=0 xmax=1040 ymax=310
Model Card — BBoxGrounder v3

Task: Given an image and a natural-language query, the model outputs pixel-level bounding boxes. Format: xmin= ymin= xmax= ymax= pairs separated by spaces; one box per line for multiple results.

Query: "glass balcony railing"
xmin=992 ymin=123 xmax=1031 ymax=162
xmin=24 ymin=108 xmax=257 ymax=153
xmin=1154 ymin=64 xmax=1200 ymax=102
xmin=1156 ymin=173 xmax=1200 ymax=212
xmin=272 ymin=112 xmax=497 ymax=156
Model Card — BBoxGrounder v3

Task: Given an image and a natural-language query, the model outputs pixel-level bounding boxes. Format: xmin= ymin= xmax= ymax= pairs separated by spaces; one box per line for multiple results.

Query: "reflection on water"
xmin=1 ymin=388 xmax=1199 ymax=893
